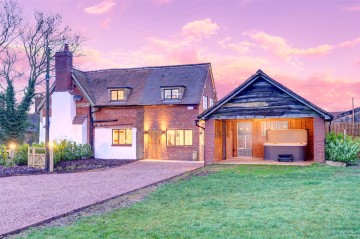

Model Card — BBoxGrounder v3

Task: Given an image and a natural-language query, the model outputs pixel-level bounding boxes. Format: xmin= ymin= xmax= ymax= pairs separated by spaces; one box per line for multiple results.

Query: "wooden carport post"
xmin=222 ymin=120 xmax=226 ymax=160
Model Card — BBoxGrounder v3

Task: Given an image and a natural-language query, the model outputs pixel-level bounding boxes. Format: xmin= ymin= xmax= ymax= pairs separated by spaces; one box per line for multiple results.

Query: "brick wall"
xmin=144 ymin=105 xmax=200 ymax=160
xmin=199 ymin=70 xmax=217 ymax=112
xmin=92 ymin=106 xmax=145 ymax=159
xmin=55 ymin=45 xmax=73 ymax=92
xmin=204 ymin=119 xmax=215 ymax=165
xmin=313 ymin=117 xmax=326 ymax=162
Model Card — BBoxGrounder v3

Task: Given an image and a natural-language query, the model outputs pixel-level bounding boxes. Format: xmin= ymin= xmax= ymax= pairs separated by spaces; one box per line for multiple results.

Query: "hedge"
xmin=0 ymin=140 xmax=93 ymax=167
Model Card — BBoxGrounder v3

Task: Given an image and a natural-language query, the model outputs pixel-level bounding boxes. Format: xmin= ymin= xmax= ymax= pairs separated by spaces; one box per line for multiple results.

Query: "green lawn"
xmin=23 ymin=165 xmax=360 ymax=239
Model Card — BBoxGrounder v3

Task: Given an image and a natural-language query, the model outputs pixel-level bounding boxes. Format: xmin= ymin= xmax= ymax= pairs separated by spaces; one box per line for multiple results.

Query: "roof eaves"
xmin=198 ymin=71 xmax=259 ymax=119
xmin=36 ymin=83 xmax=56 ymax=112
xmin=258 ymin=72 xmax=333 ymax=120
xmin=333 ymin=107 xmax=360 ymax=119
xmin=72 ymin=72 xmax=95 ymax=106
xmin=198 ymin=70 xmax=333 ymax=120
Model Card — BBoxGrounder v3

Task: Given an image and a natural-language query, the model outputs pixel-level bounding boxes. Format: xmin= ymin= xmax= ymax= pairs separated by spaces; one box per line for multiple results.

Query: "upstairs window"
xmin=164 ymin=88 xmax=180 ymax=99
xmin=112 ymin=129 xmax=132 ymax=145
xmin=110 ymin=89 xmax=125 ymax=101
xmin=108 ymin=87 xmax=132 ymax=102
xmin=203 ymin=96 xmax=208 ymax=110
xmin=161 ymin=86 xmax=186 ymax=101
xmin=209 ymin=98 xmax=214 ymax=107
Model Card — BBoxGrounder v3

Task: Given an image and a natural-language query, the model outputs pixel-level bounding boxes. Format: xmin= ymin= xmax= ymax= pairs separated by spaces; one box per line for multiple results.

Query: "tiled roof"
xmin=72 ymin=63 xmax=211 ymax=106
xmin=198 ymin=69 xmax=333 ymax=120
xmin=72 ymin=115 xmax=87 ymax=124
xmin=333 ymin=107 xmax=360 ymax=120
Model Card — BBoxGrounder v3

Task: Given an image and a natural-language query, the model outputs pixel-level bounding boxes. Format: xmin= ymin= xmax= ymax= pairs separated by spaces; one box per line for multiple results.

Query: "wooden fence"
xmin=27 ymin=147 xmax=53 ymax=171
xmin=325 ymin=122 xmax=360 ymax=137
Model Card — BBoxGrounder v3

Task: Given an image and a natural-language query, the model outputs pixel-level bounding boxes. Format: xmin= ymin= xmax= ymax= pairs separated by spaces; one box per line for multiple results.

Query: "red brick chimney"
xmin=55 ymin=44 xmax=73 ymax=92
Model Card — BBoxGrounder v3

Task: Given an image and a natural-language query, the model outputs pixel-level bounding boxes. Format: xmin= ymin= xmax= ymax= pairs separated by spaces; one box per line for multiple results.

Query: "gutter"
xmin=195 ymin=119 xmax=205 ymax=130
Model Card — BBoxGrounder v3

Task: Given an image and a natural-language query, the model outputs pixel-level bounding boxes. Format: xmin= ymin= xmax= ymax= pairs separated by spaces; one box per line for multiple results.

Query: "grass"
xmin=22 ymin=165 xmax=359 ymax=239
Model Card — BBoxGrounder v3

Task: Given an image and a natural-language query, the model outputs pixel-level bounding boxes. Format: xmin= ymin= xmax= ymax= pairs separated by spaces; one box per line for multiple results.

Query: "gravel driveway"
xmin=0 ymin=160 xmax=203 ymax=236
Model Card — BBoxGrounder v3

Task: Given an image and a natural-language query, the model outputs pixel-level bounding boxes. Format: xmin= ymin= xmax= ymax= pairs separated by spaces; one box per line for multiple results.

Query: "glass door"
xmin=237 ymin=122 xmax=253 ymax=157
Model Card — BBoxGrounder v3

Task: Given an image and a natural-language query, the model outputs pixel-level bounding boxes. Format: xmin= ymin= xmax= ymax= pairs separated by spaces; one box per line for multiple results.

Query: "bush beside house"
xmin=325 ymin=132 xmax=360 ymax=165
xmin=0 ymin=140 xmax=93 ymax=167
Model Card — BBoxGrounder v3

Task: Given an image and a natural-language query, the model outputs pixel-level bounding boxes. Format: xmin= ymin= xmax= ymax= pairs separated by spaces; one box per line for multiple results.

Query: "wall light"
xmin=144 ymin=131 xmax=148 ymax=134
xmin=9 ymin=143 xmax=16 ymax=150
xmin=48 ymin=141 xmax=54 ymax=148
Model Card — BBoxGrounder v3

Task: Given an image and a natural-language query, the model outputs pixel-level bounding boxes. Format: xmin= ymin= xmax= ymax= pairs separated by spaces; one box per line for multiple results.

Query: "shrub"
xmin=13 ymin=144 xmax=29 ymax=165
xmin=0 ymin=145 xmax=17 ymax=166
xmin=326 ymin=132 xmax=360 ymax=164
xmin=0 ymin=145 xmax=8 ymax=166
xmin=0 ymin=140 xmax=93 ymax=167
xmin=52 ymin=140 xmax=93 ymax=164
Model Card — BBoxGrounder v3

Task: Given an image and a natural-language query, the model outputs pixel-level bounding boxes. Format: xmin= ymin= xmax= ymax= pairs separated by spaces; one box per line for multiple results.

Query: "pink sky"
xmin=22 ymin=0 xmax=360 ymax=112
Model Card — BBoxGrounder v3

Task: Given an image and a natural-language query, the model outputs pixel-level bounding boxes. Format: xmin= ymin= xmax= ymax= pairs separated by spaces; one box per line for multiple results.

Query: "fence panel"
xmin=326 ymin=122 xmax=360 ymax=137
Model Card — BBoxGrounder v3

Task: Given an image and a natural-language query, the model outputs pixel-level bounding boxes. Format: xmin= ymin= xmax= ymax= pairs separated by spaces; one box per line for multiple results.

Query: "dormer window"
xmin=161 ymin=86 xmax=185 ymax=101
xmin=164 ymin=88 xmax=179 ymax=99
xmin=110 ymin=89 xmax=125 ymax=101
xmin=108 ymin=87 xmax=132 ymax=102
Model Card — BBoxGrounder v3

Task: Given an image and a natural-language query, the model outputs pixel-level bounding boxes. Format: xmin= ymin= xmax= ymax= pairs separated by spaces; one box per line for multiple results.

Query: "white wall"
xmin=39 ymin=92 xmax=87 ymax=144
xmin=94 ymin=128 xmax=137 ymax=159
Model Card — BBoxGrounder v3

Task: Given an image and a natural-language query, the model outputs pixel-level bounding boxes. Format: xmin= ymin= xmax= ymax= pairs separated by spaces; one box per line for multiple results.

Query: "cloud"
xmin=341 ymin=5 xmax=360 ymax=12
xmin=245 ymin=30 xmax=333 ymax=57
xmin=272 ymin=71 xmax=360 ymax=111
xmin=338 ymin=37 xmax=360 ymax=48
xmin=84 ymin=0 xmax=116 ymax=15
xmin=74 ymin=21 xmax=360 ymax=111
xmin=181 ymin=18 xmax=219 ymax=40
xmin=219 ymin=37 xmax=254 ymax=54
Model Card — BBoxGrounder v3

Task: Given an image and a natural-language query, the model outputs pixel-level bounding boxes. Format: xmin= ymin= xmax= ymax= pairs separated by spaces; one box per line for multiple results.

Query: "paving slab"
xmin=0 ymin=160 xmax=203 ymax=236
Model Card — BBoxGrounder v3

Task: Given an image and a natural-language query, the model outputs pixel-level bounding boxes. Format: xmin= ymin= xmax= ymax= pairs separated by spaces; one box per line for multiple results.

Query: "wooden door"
xmin=149 ymin=130 xmax=161 ymax=159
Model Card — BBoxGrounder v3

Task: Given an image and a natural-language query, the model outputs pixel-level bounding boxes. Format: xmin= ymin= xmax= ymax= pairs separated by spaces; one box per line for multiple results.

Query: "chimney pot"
xmin=64 ymin=43 xmax=69 ymax=52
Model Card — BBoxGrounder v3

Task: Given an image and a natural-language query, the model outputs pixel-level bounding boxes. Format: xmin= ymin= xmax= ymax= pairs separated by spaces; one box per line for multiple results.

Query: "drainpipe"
xmin=195 ymin=119 xmax=205 ymax=130
xmin=89 ymin=105 xmax=94 ymax=150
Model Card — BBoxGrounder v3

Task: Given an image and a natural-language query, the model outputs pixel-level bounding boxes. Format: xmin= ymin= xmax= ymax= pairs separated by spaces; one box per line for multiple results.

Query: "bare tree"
xmin=0 ymin=7 xmax=83 ymax=144
xmin=0 ymin=0 xmax=21 ymax=52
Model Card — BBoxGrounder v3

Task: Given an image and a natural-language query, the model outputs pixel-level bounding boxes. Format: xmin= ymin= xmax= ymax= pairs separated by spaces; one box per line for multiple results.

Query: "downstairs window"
xmin=112 ymin=129 xmax=132 ymax=145
xmin=167 ymin=129 xmax=193 ymax=146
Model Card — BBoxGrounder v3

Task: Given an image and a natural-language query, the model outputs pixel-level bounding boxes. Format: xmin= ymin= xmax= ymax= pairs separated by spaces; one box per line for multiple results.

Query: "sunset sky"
xmin=22 ymin=0 xmax=360 ymax=112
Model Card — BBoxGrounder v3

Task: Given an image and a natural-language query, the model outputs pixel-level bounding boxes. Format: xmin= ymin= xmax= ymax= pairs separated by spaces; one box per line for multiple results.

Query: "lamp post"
xmin=45 ymin=47 xmax=51 ymax=172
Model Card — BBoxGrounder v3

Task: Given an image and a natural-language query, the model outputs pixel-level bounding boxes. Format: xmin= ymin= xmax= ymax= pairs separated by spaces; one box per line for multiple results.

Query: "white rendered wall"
xmin=94 ymin=128 xmax=137 ymax=159
xmin=38 ymin=92 xmax=87 ymax=144
xmin=39 ymin=117 xmax=47 ymax=143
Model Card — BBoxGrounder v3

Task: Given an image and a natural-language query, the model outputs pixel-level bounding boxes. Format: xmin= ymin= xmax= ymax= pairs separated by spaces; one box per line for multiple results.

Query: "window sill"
xmin=112 ymin=144 xmax=132 ymax=147
xmin=166 ymin=145 xmax=193 ymax=147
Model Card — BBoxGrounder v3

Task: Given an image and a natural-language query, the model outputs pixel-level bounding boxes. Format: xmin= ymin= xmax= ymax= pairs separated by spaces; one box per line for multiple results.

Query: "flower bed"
xmin=0 ymin=158 xmax=134 ymax=177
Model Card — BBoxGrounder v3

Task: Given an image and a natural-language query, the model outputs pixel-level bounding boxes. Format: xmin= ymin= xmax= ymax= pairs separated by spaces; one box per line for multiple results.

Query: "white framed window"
xmin=209 ymin=98 xmax=214 ymax=107
xmin=164 ymin=88 xmax=180 ymax=99
xmin=261 ymin=121 xmax=288 ymax=136
xmin=110 ymin=89 xmax=125 ymax=101
xmin=112 ymin=129 xmax=132 ymax=145
xmin=203 ymin=96 xmax=208 ymax=110
xmin=166 ymin=129 xmax=193 ymax=146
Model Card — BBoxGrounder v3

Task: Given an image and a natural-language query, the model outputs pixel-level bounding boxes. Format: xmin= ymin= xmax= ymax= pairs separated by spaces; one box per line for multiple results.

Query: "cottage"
xmin=198 ymin=70 xmax=333 ymax=165
xmin=37 ymin=45 xmax=217 ymax=161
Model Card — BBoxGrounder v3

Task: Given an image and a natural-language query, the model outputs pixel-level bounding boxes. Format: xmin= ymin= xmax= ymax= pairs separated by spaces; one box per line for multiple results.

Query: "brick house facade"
xmin=38 ymin=45 xmax=331 ymax=164
xmin=38 ymin=45 xmax=217 ymax=161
